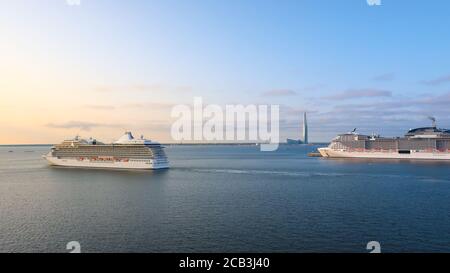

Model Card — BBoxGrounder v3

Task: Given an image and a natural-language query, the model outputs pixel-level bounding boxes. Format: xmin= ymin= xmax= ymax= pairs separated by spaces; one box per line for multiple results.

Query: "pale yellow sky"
xmin=0 ymin=18 xmax=194 ymax=144
xmin=0 ymin=4 xmax=200 ymax=144
xmin=3 ymin=1 xmax=447 ymax=144
xmin=0 ymin=62 xmax=181 ymax=144
xmin=0 ymin=49 xmax=182 ymax=144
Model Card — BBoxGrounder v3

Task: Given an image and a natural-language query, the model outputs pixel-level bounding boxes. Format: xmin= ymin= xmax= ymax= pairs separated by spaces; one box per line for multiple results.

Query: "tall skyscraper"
xmin=303 ymin=112 xmax=308 ymax=144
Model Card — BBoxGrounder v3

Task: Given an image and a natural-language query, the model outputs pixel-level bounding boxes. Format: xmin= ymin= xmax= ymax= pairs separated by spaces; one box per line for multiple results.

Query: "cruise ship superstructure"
xmin=319 ymin=118 xmax=450 ymax=160
xmin=43 ymin=132 xmax=169 ymax=169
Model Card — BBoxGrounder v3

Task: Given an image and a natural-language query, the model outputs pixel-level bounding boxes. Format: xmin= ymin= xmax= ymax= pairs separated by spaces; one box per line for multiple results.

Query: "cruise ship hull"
xmin=318 ymin=148 xmax=450 ymax=160
xmin=43 ymin=155 xmax=169 ymax=170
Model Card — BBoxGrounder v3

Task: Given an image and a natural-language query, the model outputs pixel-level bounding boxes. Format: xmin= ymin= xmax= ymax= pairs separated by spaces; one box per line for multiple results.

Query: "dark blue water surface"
xmin=1 ymin=144 xmax=450 ymax=253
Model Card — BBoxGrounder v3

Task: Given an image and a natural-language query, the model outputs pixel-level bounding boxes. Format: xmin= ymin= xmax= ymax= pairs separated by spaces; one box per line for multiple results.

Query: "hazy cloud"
xmin=372 ymin=73 xmax=395 ymax=82
xmin=421 ymin=74 xmax=450 ymax=86
xmin=131 ymin=84 xmax=164 ymax=92
xmin=131 ymin=84 xmax=192 ymax=93
xmin=280 ymin=105 xmax=317 ymax=116
xmin=122 ymin=102 xmax=175 ymax=109
xmin=262 ymin=89 xmax=297 ymax=96
xmin=284 ymin=90 xmax=450 ymax=140
xmin=81 ymin=102 xmax=176 ymax=111
xmin=95 ymin=84 xmax=192 ymax=93
xmin=298 ymin=84 xmax=325 ymax=92
xmin=94 ymin=86 xmax=117 ymax=92
xmin=83 ymin=104 xmax=116 ymax=110
xmin=322 ymin=88 xmax=392 ymax=100
xmin=417 ymin=91 xmax=450 ymax=105
xmin=315 ymin=92 xmax=450 ymax=129
xmin=46 ymin=121 xmax=122 ymax=131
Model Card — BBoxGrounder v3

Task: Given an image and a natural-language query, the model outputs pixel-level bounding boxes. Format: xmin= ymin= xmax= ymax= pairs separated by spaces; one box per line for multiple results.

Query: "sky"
xmin=1 ymin=0 xmax=450 ymax=144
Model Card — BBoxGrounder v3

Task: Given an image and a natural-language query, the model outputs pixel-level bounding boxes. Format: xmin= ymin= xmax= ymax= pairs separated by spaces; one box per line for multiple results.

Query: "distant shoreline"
xmin=0 ymin=144 xmax=53 ymax=147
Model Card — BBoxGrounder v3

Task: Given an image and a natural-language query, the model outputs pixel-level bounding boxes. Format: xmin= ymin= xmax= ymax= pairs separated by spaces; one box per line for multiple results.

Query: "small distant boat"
xmin=286 ymin=138 xmax=304 ymax=145
xmin=308 ymin=152 xmax=322 ymax=157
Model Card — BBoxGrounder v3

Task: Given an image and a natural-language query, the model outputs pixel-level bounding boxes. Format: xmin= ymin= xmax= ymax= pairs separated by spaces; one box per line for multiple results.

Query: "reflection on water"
xmin=50 ymin=165 xmax=170 ymax=175
xmin=0 ymin=144 xmax=450 ymax=252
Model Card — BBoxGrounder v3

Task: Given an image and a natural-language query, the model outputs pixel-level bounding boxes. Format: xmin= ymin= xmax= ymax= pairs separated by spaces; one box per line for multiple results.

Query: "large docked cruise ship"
xmin=43 ymin=132 xmax=169 ymax=169
xmin=319 ymin=118 xmax=450 ymax=160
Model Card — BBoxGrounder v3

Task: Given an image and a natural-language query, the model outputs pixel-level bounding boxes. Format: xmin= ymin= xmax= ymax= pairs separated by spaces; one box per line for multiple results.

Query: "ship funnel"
xmin=125 ymin=131 xmax=134 ymax=139
xmin=115 ymin=131 xmax=135 ymax=144
xmin=428 ymin=116 xmax=437 ymax=128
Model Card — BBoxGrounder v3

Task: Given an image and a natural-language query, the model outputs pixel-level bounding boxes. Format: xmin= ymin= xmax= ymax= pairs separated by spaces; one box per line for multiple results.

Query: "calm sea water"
xmin=0 ymin=144 xmax=450 ymax=253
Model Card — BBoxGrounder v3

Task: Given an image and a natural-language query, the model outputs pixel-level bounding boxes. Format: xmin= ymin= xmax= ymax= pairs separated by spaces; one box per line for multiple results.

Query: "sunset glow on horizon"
xmin=1 ymin=0 xmax=450 ymax=144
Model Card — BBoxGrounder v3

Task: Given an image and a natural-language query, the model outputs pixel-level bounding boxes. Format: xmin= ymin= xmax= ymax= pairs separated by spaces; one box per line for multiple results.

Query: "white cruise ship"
xmin=43 ymin=132 xmax=169 ymax=169
xmin=319 ymin=118 xmax=450 ymax=160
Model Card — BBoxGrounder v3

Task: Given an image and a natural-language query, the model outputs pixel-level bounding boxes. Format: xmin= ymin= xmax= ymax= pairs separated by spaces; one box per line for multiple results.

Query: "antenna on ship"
xmin=428 ymin=116 xmax=436 ymax=128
